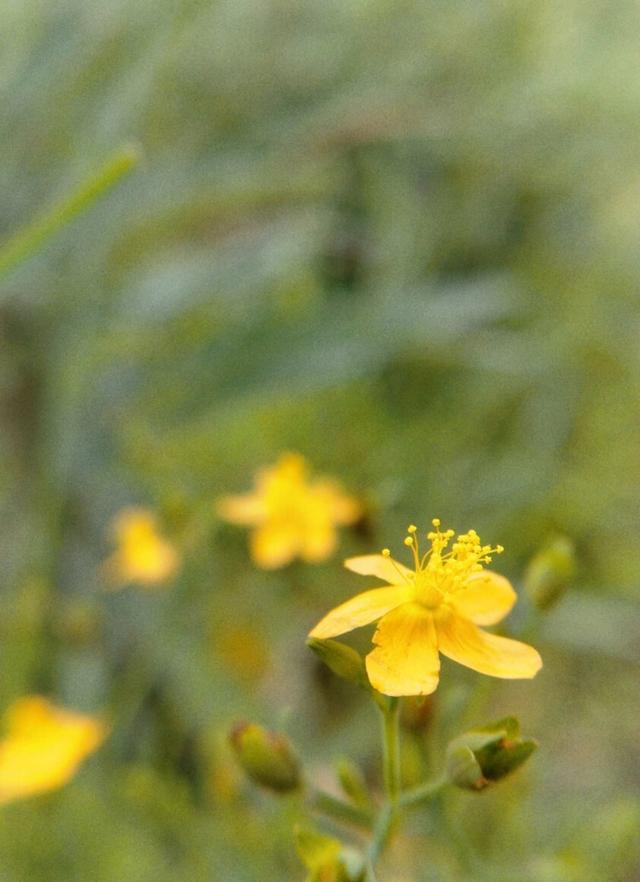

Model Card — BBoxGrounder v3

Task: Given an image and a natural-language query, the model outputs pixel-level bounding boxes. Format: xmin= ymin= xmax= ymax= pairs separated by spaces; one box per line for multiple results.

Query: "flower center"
xmin=385 ymin=520 xmax=505 ymax=609
xmin=412 ymin=571 xmax=444 ymax=610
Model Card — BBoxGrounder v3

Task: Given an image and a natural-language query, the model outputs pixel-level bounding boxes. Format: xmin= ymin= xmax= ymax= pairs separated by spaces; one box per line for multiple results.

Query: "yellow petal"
xmin=344 ymin=554 xmax=412 ymax=584
xmin=0 ymin=698 xmax=107 ymax=806
xmin=309 ymin=584 xmax=411 ymax=640
xmin=250 ymin=523 xmax=299 ymax=569
xmin=217 ymin=493 xmax=265 ymax=526
xmin=365 ymin=603 xmax=440 ymax=697
xmin=437 ymin=612 xmax=542 ymax=679
xmin=112 ymin=507 xmax=157 ymax=540
xmin=300 ymin=525 xmax=337 ymax=563
xmin=313 ymin=480 xmax=361 ymax=525
xmin=450 ymin=570 xmax=517 ymax=626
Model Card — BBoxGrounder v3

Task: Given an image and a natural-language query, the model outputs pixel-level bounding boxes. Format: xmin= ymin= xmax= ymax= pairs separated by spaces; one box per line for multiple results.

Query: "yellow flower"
xmin=309 ymin=520 xmax=542 ymax=697
xmin=217 ymin=453 xmax=361 ymax=569
xmin=0 ymin=696 xmax=107 ymax=805
xmin=104 ymin=507 xmax=179 ymax=588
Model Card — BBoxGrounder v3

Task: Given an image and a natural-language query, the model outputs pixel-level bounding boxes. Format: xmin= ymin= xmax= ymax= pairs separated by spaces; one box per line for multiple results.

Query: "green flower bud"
xmin=446 ymin=743 xmax=485 ymax=791
xmin=336 ymin=757 xmax=371 ymax=810
xmin=229 ymin=722 xmax=300 ymax=793
xmin=446 ymin=717 xmax=537 ymax=791
xmin=294 ymin=825 xmax=366 ymax=882
xmin=524 ymin=535 xmax=576 ymax=611
xmin=307 ymin=638 xmax=367 ymax=689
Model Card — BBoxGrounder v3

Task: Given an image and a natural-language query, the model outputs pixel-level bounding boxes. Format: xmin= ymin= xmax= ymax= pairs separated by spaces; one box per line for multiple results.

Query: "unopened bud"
xmin=446 ymin=716 xmax=537 ymax=792
xmin=524 ymin=535 xmax=576 ymax=611
xmin=294 ymin=825 xmax=366 ymax=882
xmin=230 ymin=722 xmax=300 ymax=793
xmin=307 ymin=638 xmax=367 ymax=689
xmin=337 ymin=758 xmax=371 ymax=810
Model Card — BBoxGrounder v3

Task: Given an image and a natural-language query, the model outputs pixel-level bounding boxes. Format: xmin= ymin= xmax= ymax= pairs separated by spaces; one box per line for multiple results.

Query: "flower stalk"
xmin=382 ymin=698 xmax=401 ymax=808
xmin=309 ymin=788 xmax=373 ymax=829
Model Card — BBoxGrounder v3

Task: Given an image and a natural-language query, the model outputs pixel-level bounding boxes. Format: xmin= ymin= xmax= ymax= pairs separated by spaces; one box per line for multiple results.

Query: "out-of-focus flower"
xmin=0 ymin=696 xmax=107 ymax=805
xmin=309 ymin=521 xmax=542 ymax=697
xmin=295 ymin=824 xmax=366 ymax=882
xmin=104 ymin=507 xmax=179 ymax=588
xmin=217 ymin=453 xmax=361 ymax=569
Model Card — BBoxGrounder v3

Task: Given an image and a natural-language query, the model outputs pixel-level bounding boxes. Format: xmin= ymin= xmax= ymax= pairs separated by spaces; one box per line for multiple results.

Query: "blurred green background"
xmin=1 ymin=0 xmax=640 ymax=879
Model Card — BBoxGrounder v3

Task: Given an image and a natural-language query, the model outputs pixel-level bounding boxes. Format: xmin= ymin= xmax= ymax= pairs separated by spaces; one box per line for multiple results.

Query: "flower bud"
xmin=336 ymin=757 xmax=371 ymax=810
xmin=229 ymin=722 xmax=300 ymax=793
xmin=524 ymin=535 xmax=576 ymax=611
xmin=294 ymin=824 xmax=366 ymax=882
xmin=307 ymin=637 xmax=367 ymax=689
xmin=446 ymin=716 xmax=537 ymax=791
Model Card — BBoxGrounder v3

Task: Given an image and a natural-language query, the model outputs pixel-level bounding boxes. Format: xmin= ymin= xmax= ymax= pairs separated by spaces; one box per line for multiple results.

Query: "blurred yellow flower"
xmin=104 ymin=507 xmax=179 ymax=588
xmin=309 ymin=521 xmax=542 ymax=697
xmin=218 ymin=453 xmax=361 ymax=569
xmin=0 ymin=696 xmax=107 ymax=805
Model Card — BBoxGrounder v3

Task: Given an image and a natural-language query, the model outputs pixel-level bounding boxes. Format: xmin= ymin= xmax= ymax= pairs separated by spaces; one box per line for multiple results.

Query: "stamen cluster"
xmin=384 ymin=519 xmax=504 ymax=603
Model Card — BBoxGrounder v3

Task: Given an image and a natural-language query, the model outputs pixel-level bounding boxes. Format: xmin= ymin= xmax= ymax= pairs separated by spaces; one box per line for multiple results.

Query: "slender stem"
xmin=309 ymin=788 xmax=373 ymax=829
xmin=399 ymin=774 xmax=447 ymax=809
xmin=382 ymin=697 xmax=401 ymax=807
xmin=367 ymin=803 xmax=393 ymax=868
xmin=0 ymin=144 xmax=140 ymax=279
xmin=366 ymin=860 xmax=379 ymax=882
xmin=366 ymin=698 xmax=402 ymax=873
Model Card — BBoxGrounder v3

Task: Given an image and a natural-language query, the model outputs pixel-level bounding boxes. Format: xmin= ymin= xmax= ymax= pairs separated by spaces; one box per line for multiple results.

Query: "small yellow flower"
xmin=309 ymin=521 xmax=542 ymax=697
xmin=0 ymin=696 xmax=107 ymax=805
xmin=217 ymin=453 xmax=361 ymax=569
xmin=104 ymin=507 xmax=179 ymax=588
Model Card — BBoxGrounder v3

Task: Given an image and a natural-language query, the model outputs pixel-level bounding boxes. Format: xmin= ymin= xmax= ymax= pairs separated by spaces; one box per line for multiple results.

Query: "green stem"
xmin=399 ymin=774 xmax=447 ymax=809
xmin=366 ymin=698 xmax=401 ymax=873
xmin=367 ymin=803 xmax=393 ymax=868
xmin=382 ymin=697 xmax=400 ymax=807
xmin=0 ymin=143 xmax=141 ymax=280
xmin=309 ymin=788 xmax=373 ymax=829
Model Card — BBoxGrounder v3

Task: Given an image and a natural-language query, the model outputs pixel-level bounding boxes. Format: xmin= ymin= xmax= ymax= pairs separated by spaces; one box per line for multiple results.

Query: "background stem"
xmin=0 ymin=144 xmax=140 ymax=280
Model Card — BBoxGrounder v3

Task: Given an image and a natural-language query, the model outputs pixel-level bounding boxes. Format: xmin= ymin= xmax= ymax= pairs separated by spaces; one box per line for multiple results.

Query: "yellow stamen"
xmin=382 ymin=522 xmax=508 ymax=606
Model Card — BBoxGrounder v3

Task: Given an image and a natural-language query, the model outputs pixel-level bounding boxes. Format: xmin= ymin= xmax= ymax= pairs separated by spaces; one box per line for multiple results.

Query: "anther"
xmin=404 ymin=536 xmax=414 ymax=546
xmin=382 ymin=548 xmax=391 ymax=557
